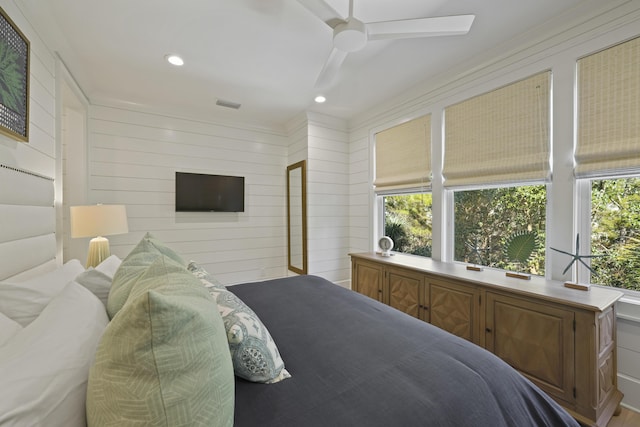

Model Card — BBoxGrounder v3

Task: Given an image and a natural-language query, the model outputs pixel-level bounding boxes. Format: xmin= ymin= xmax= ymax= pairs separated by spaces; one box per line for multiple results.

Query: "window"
xmin=588 ymin=177 xmax=640 ymax=291
xmin=453 ymin=185 xmax=546 ymax=275
xmin=383 ymin=193 xmax=432 ymax=256
xmin=443 ymin=72 xmax=551 ymax=274
xmin=374 ymin=115 xmax=432 ymax=256
xmin=576 ymin=37 xmax=640 ymax=292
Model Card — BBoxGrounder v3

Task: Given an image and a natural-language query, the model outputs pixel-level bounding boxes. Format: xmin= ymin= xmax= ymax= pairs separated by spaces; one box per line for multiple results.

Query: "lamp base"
xmin=86 ymin=236 xmax=110 ymax=268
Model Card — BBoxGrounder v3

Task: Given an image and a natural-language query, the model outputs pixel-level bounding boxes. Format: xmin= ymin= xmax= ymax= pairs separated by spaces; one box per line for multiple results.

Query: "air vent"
xmin=216 ymin=99 xmax=241 ymax=110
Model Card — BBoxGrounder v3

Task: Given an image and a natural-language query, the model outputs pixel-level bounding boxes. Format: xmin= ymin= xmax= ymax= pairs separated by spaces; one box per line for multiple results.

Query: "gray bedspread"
xmin=229 ymin=275 xmax=579 ymax=427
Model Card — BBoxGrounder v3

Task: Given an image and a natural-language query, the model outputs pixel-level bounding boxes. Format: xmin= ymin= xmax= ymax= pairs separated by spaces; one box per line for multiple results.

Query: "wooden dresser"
xmin=350 ymin=252 xmax=624 ymax=427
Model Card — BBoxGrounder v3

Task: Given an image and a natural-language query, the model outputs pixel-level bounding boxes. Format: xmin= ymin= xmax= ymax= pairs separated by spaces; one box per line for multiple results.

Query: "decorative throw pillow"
xmin=0 ymin=313 xmax=22 ymax=347
xmin=107 ymin=232 xmax=184 ymax=319
xmin=0 ymin=282 xmax=108 ymax=427
xmin=74 ymin=255 xmax=122 ymax=306
xmin=188 ymin=261 xmax=225 ymax=289
xmin=87 ymin=255 xmax=234 ymax=427
xmin=0 ymin=259 xmax=85 ymax=326
xmin=187 ymin=261 xmax=291 ymax=384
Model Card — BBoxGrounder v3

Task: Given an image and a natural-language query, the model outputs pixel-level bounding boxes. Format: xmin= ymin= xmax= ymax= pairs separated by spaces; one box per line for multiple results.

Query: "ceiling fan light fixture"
xmin=333 ymin=19 xmax=367 ymax=52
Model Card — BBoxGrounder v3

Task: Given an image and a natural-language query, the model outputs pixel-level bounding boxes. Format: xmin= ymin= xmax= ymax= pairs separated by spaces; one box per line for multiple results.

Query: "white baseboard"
xmin=335 ymin=279 xmax=351 ymax=289
xmin=619 ymin=374 xmax=640 ymax=413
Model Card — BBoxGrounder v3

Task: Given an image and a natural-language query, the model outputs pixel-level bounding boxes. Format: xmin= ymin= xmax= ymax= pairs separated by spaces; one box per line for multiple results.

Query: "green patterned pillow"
xmin=87 ymin=255 xmax=234 ymax=427
xmin=188 ymin=261 xmax=290 ymax=384
xmin=107 ymin=232 xmax=185 ymax=319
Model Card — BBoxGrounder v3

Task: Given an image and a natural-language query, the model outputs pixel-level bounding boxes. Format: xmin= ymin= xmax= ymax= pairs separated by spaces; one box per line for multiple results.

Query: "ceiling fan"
xmin=297 ymin=0 xmax=475 ymax=88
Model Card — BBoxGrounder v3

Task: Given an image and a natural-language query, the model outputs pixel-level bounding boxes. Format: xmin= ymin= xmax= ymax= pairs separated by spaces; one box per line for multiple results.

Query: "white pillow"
xmin=95 ymin=255 xmax=121 ymax=277
xmin=0 ymin=313 xmax=21 ymax=347
xmin=74 ymin=255 xmax=122 ymax=306
xmin=0 ymin=259 xmax=85 ymax=326
xmin=0 ymin=281 xmax=108 ymax=427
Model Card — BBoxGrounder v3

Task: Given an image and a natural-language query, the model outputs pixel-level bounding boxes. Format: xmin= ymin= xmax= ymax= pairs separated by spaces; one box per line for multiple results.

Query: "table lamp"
xmin=70 ymin=204 xmax=129 ymax=268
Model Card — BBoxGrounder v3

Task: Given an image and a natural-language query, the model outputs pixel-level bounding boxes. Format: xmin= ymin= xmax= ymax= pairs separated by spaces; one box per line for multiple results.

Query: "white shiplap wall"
xmin=348 ymin=126 xmax=371 ymax=256
xmin=306 ymin=113 xmax=350 ymax=285
xmin=618 ymin=301 xmax=640 ymax=411
xmin=286 ymin=113 xmax=309 ymax=166
xmin=76 ymin=103 xmax=290 ymax=285
xmin=285 ymin=112 xmax=351 ymax=285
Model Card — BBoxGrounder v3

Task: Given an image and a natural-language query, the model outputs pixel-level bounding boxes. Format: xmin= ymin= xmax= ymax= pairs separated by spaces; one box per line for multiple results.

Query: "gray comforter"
xmin=230 ymin=275 xmax=579 ymax=427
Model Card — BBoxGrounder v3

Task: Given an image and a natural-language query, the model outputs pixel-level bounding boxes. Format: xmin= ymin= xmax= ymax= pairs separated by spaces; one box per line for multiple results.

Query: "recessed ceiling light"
xmin=315 ymin=95 xmax=326 ymax=103
xmin=165 ymin=54 xmax=184 ymax=66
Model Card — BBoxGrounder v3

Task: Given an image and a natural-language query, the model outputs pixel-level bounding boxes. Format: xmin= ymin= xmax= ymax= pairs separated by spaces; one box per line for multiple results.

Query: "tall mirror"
xmin=287 ymin=160 xmax=307 ymax=274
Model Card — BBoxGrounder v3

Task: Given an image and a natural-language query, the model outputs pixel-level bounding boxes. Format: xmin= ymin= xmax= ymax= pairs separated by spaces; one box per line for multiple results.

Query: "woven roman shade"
xmin=374 ymin=114 xmax=431 ymax=193
xmin=443 ymin=71 xmax=551 ymax=187
xmin=576 ymin=36 xmax=640 ymax=177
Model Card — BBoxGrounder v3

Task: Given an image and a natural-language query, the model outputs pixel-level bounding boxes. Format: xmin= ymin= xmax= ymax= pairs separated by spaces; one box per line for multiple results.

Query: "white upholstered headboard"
xmin=0 ymin=164 xmax=57 ymax=280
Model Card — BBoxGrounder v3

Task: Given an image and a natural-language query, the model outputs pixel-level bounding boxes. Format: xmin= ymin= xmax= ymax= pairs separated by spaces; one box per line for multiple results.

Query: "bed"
xmin=229 ymin=275 xmax=578 ymax=427
xmin=0 ymin=165 xmax=579 ymax=426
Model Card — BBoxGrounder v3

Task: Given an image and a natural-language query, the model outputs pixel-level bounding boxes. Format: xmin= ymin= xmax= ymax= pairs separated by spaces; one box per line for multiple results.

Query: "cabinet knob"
xmin=486 ymin=328 xmax=492 ymax=333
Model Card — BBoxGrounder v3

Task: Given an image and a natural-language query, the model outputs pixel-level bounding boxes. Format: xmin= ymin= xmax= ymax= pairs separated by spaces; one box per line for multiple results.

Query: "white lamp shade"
xmin=70 ymin=205 xmax=129 ymax=238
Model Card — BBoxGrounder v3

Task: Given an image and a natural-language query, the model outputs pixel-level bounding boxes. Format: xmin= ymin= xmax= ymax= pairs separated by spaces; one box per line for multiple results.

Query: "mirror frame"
xmin=287 ymin=160 xmax=307 ymax=274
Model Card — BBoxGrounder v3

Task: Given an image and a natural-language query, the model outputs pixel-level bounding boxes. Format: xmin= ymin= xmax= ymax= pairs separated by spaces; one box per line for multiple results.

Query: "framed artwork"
xmin=0 ymin=6 xmax=29 ymax=142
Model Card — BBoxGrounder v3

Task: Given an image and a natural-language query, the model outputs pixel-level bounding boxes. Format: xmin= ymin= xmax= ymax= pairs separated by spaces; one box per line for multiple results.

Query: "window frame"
xmin=377 ymin=188 xmax=433 ymax=257
xmin=576 ymin=174 xmax=640 ymax=298
xmin=446 ymin=181 xmax=549 ymax=276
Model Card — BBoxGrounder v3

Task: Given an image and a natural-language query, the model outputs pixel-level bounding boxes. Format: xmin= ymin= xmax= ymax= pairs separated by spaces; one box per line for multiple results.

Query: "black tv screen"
xmin=175 ymin=172 xmax=245 ymax=212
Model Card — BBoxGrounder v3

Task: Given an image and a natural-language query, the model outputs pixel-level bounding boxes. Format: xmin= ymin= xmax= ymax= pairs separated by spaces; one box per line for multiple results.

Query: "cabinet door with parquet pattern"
xmin=485 ymin=292 xmax=575 ymax=404
xmin=387 ymin=267 xmax=424 ymax=319
xmin=353 ymin=260 xmax=383 ymax=302
xmin=428 ymin=278 xmax=480 ymax=343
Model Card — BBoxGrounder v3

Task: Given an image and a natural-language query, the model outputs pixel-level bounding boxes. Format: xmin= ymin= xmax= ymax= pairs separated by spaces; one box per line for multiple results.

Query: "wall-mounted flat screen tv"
xmin=175 ymin=172 xmax=245 ymax=212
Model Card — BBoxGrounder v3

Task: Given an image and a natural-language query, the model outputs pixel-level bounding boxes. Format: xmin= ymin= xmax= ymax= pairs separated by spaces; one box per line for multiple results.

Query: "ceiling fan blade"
xmin=315 ymin=48 xmax=349 ymax=88
xmin=367 ymin=14 xmax=475 ymax=40
xmin=297 ymin=0 xmax=346 ymax=28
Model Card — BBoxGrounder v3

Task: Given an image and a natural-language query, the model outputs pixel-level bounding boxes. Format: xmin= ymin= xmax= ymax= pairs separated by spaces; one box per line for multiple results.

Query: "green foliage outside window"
xmin=384 ymin=194 xmax=432 ymax=257
xmin=591 ymin=177 xmax=640 ymax=291
xmin=383 ymin=180 xmax=640 ymax=292
xmin=454 ymin=186 xmax=546 ymax=275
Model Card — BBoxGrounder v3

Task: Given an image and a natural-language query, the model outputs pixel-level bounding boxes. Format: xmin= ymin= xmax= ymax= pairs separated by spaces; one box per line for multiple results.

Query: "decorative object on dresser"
xmin=0 ymin=6 xmax=30 ymax=142
xmin=551 ymin=233 xmax=603 ymax=291
xmin=350 ymin=252 xmax=624 ymax=427
xmin=464 ymin=236 xmax=485 ymax=271
xmin=70 ymin=204 xmax=129 ymax=268
xmin=378 ymin=236 xmax=394 ymax=256
xmin=503 ymin=230 xmax=537 ymax=280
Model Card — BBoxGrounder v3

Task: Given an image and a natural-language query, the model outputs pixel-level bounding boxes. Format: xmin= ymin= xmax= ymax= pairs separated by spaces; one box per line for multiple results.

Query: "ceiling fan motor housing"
xmin=333 ymin=18 xmax=367 ymax=52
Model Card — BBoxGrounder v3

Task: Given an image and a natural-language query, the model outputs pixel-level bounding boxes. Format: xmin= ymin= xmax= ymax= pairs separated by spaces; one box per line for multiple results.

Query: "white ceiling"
xmin=19 ymin=0 xmax=621 ymax=127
